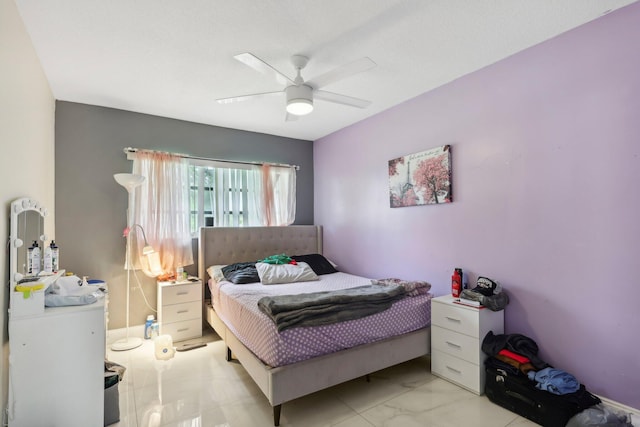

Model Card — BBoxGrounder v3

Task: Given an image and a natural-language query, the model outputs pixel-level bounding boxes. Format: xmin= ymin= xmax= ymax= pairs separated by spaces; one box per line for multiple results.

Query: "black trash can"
xmin=104 ymin=361 xmax=125 ymax=426
xmin=104 ymin=372 xmax=120 ymax=425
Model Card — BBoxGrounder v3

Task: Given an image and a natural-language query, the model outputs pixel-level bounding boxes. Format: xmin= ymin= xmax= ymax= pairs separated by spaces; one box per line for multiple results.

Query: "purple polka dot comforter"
xmin=209 ymin=272 xmax=432 ymax=367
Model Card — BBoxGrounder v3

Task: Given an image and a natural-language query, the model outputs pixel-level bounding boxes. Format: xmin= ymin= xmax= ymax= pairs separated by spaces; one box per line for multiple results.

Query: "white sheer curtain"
xmin=246 ymin=165 xmax=264 ymax=226
xmin=248 ymin=164 xmax=296 ymax=226
xmin=131 ymin=151 xmax=194 ymax=274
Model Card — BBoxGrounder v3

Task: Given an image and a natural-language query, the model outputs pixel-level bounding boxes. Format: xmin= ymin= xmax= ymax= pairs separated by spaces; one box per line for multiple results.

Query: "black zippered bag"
xmin=484 ymin=358 xmax=601 ymax=427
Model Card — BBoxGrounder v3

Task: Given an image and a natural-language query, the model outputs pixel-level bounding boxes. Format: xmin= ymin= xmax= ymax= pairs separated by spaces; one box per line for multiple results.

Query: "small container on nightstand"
xmin=431 ymin=295 xmax=504 ymax=395
xmin=157 ymin=277 xmax=202 ymax=342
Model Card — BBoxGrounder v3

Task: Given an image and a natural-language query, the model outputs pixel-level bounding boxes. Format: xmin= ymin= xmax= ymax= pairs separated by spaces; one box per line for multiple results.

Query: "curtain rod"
xmin=123 ymin=147 xmax=300 ymax=170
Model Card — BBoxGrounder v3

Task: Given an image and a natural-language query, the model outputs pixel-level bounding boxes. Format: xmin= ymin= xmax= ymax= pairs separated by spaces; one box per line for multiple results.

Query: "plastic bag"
xmin=105 ymin=360 xmax=126 ymax=382
xmin=566 ymin=403 xmax=633 ymax=427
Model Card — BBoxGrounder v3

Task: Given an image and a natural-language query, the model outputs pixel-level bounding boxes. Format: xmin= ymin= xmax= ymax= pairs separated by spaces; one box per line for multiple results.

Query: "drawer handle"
xmin=446 ymin=365 xmax=462 ymax=374
xmin=177 ymin=310 xmax=189 ymax=314
xmin=176 ymin=291 xmax=189 ymax=296
xmin=445 ymin=316 xmax=461 ymax=323
xmin=445 ymin=341 xmax=461 ymax=349
xmin=177 ymin=328 xmax=189 ymax=332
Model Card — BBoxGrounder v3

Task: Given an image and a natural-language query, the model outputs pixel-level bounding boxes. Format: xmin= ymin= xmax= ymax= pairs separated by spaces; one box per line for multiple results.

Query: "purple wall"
xmin=314 ymin=4 xmax=640 ymax=409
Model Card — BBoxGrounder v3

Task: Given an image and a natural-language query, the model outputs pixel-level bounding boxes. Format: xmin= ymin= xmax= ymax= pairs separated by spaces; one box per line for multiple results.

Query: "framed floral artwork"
xmin=389 ymin=144 xmax=452 ymax=208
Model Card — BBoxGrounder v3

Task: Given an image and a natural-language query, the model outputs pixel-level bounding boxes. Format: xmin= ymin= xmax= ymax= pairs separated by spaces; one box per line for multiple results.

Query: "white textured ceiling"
xmin=15 ymin=0 xmax=638 ymax=141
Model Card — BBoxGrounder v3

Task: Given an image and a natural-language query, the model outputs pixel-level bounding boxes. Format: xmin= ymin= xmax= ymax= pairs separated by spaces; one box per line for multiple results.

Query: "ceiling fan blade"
xmin=308 ymin=57 xmax=376 ymax=89
xmin=216 ymin=90 xmax=282 ymax=104
xmin=233 ymin=53 xmax=295 ymax=86
xmin=314 ymin=90 xmax=372 ymax=109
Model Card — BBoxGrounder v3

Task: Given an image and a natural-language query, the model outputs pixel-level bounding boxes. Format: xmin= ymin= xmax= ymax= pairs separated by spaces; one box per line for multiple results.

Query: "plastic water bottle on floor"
xmin=144 ymin=315 xmax=155 ymax=339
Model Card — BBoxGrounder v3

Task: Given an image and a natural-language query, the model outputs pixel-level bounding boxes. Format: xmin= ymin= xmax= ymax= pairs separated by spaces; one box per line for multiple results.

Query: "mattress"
xmin=209 ymin=272 xmax=432 ymax=367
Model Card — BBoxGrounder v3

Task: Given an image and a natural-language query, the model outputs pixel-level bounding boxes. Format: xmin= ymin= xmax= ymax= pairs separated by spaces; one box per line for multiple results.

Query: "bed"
xmin=198 ymin=225 xmax=431 ymax=426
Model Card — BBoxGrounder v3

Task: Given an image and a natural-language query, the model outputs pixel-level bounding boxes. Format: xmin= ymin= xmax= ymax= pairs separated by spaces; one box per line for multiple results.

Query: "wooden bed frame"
xmin=198 ymin=225 xmax=431 ymax=426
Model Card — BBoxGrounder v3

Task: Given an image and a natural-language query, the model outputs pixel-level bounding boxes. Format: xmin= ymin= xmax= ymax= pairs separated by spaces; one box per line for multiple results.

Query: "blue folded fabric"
xmin=528 ymin=367 xmax=580 ymax=395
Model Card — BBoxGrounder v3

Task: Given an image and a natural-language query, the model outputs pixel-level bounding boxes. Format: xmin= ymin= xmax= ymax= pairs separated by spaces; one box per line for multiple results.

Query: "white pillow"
xmin=256 ymin=262 xmax=319 ymax=285
xmin=206 ymin=265 xmax=227 ymax=283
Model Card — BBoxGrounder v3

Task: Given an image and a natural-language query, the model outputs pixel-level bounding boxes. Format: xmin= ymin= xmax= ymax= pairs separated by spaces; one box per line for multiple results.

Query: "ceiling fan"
xmin=216 ymin=53 xmax=376 ymax=119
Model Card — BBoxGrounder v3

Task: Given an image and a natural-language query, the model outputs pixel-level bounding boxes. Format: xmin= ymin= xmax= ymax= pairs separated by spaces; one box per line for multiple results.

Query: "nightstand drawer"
xmin=161 ymin=318 xmax=202 ymax=342
xmin=432 ymin=349 xmax=482 ymax=394
xmin=162 ymin=300 xmax=200 ymax=323
xmin=431 ymin=301 xmax=480 ymax=337
xmin=162 ymin=283 xmax=200 ymax=305
xmin=431 ymin=325 xmax=480 ymax=364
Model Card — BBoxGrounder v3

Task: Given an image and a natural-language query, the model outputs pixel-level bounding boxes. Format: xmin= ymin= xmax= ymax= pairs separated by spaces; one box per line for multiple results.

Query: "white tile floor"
xmin=106 ymin=328 xmax=542 ymax=427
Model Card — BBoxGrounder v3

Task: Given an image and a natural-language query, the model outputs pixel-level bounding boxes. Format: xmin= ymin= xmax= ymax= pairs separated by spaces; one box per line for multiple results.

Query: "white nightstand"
xmin=157 ymin=277 xmax=202 ymax=342
xmin=431 ymin=294 xmax=504 ymax=394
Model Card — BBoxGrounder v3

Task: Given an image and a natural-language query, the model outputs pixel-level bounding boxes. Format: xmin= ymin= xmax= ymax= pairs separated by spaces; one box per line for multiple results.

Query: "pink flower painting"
xmin=389 ymin=145 xmax=452 ymax=208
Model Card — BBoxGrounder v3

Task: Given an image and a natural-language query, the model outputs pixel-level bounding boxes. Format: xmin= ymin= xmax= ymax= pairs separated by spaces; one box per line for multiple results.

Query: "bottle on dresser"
xmin=451 ymin=268 xmax=462 ymax=298
xmin=50 ymin=240 xmax=59 ymax=272
xmin=28 ymin=240 xmax=41 ymax=276
xmin=43 ymin=244 xmax=53 ymax=274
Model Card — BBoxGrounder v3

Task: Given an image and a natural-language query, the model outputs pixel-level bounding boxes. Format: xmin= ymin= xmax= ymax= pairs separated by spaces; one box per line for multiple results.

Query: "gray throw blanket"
xmin=257 ymin=284 xmax=406 ymax=332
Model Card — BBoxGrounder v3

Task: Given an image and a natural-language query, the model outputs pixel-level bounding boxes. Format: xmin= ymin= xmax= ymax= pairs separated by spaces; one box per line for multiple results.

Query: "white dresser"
xmin=431 ymin=294 xmax=504 ymax=394
xmin=7 ymin=199 xmax=106 ymax=426
xmin=157 ymin=278 xmax=202 ymax=342
xmin=8 ymin=300 xmax=105 ymax=427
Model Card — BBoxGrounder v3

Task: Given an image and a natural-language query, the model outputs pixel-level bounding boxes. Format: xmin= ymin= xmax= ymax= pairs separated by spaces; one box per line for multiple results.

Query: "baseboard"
xmin=596 ymin=394 xmax=640 ymax=424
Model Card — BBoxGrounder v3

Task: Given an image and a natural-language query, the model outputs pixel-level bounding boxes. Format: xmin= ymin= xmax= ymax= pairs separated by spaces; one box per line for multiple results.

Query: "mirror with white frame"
xmin=9 ymin=198 xmax=47 ymax=284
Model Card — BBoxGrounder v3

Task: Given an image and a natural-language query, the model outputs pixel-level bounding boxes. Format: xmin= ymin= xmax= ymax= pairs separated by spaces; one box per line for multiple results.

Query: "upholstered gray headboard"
xmin=198 ymin=226 xmax=323 ymax=283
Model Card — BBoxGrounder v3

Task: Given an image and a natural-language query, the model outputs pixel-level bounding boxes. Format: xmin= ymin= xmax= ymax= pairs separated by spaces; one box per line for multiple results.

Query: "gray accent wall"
xmin=55 ymin=101 xmax=314 ymax=329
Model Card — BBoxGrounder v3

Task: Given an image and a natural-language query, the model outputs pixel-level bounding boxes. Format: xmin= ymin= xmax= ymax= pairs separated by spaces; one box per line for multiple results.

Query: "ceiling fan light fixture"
xmin=286 ymin=85 xmax=314 ymax=116
xmin=287 ymin=99 xmax=313 ymax=116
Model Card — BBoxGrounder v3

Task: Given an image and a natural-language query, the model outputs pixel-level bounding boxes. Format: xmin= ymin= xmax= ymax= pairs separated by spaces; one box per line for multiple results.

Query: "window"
xmin=189 ymin=164 xmax=252 ymax=234
xmin=187 ymin=156 xmax=296 ymax=234
xmin=127 ymin=146 xmax=296 ymax=241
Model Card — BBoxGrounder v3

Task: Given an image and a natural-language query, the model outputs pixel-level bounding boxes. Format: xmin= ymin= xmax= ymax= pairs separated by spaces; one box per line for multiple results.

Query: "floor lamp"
xmin=112 ymin=173 xmax=146 ymax=351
